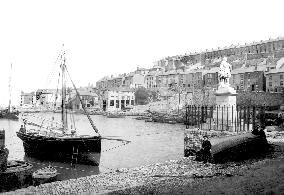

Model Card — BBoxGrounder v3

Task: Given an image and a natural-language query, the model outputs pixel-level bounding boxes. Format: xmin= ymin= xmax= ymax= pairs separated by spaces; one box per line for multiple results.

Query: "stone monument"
xmin=213 ymin=57 xmax=237 ymax=130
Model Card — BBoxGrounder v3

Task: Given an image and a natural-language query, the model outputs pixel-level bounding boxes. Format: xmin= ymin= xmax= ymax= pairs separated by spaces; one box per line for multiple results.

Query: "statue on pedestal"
xmin=218 ymin=57 xmax=232 ymax=88
xmin=215 ymin=57 xmax=236 ymax=96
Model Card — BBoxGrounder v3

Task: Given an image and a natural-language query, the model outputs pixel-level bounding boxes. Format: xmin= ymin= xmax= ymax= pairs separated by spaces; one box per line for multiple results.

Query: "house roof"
xmin=204 ymin=67 xmax=219 ymax=74
xmin=266 ymin=67 xmax=284 ymax=74
xmin=231 ymin=65 xmax=266 ymax=74
xmin=21 ymin=92 xmax=35 ymax=96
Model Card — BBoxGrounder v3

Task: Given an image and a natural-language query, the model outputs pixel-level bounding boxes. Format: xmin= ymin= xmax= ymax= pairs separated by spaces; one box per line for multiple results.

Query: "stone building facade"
xmin=230 ymin=66 xmax=266 ymax=92
xmin=203 ymin=67 xmax=219 ymax=89
xmin=266 ymin=68 xmax=284 ymax=93
xmin=20 ymin=92 xmax=36 ymax=107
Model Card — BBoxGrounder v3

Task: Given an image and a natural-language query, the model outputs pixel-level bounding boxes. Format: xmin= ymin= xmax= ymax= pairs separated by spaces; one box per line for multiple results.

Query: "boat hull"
xmin=16 ymin=132 xmax=101 ymax=166
xmin=0 ymin=112 xmax=18 ymax=120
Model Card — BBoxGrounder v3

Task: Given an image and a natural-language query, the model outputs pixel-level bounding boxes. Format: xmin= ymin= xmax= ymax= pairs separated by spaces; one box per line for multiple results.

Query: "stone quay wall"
xmin=236 ymin=91 xmax=284 ymax=107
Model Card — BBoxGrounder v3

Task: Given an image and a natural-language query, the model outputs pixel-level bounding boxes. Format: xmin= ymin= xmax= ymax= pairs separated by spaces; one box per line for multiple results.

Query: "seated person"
xmin=19 ymin=125 xmax=26 ymax=134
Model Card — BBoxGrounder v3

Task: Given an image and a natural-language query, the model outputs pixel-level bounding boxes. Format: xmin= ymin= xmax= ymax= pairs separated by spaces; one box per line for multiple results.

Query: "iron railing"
xmin=185 ymin=105 xmax=265 ymax=132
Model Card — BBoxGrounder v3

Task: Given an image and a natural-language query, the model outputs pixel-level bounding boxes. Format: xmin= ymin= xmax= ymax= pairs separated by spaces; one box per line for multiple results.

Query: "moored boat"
xmin=106 ymin=112 xmax=125 ymax=118
xmin=196 ymin=132 xmax=268 ymax=163
xmin=32 ymin=165 xmax=59 ymax=185
xmin=16 ymin=48 xmax=102 ymax=166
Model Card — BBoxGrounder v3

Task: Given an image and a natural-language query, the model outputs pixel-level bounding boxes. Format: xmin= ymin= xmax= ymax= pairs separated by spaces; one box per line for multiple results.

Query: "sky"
xmin=0 ymin=0 xmax=283 ymax=106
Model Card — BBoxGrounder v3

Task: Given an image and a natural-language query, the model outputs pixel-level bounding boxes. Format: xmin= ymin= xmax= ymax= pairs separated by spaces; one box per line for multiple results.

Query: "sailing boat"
xmin=16 ymin=49 xmax=101 ymax=166
xmin=0 ymin=63 xmax=19 ymax=120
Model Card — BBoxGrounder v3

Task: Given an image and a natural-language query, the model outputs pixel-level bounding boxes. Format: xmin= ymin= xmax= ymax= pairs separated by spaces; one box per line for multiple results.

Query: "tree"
xmin=134 ymin=87 xmax=159 ymax=105
xmin=134 ymin=87 xmax=149 ymax=105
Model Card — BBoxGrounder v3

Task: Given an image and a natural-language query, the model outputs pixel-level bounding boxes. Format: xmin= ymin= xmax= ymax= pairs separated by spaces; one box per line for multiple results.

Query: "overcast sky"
xmin=0 ymin=0 xmax=283 ymax=106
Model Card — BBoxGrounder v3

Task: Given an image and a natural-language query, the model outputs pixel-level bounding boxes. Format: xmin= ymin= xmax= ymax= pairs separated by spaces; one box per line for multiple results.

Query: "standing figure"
xmin=201 ymin=135 xmax=212 ymax=163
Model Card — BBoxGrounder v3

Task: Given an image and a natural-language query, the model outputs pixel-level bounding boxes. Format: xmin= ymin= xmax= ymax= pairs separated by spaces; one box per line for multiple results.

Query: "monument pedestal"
xmin=212 ymin=85 xmax=237 ymax=131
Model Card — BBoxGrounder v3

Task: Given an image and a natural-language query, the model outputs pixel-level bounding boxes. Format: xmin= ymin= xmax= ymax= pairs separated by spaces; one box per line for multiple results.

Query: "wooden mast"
xmin=8 ymin=63 xmax=12 ymax=113
xmin=61 ymin=51 xmax=68 ymax=132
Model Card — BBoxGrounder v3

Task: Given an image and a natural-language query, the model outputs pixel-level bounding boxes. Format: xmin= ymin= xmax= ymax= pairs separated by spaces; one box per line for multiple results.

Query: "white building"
xmin=35 ymin=89 xmax=62 ymax=109
xmin=20 ymin=92 xmax=36 ymax=108
xmin=102 ymin=90 xmax=135 ymax=112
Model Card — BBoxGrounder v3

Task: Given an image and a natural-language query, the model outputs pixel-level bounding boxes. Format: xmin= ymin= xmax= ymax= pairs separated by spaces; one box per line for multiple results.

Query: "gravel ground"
xmin=109 ymin=141 xmax=284 ymax=195
xmin=2 ymin=137 xmax=284 ymax=195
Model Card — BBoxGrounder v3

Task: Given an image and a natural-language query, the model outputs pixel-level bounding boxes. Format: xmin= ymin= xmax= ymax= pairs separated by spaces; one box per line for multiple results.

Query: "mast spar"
xmin=61 ymin=51 xmax=68 ymax=132
xmin=8 ymin=63 xmax=12 ymax=113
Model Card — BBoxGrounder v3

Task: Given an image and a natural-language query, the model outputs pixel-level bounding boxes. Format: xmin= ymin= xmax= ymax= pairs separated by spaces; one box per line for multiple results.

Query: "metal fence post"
xmin=247 ymin=106 xmax=250 ymax=131
xmin=217 ymin=105 xmax=219 ymax=131
xmin=243 ymin=106 xmax=246 ymax=132
xmin=221 ymin=106 xmax=224 ymax=131
xmin=209 ymin=106 xmax=213 ymax=130
xmin=252 ymin=106 xmax=256 ymax=130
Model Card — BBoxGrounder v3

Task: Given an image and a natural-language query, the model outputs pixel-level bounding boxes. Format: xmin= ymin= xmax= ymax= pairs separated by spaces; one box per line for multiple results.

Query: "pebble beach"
xmin=2 ymin=132 xmax=283 ymax=195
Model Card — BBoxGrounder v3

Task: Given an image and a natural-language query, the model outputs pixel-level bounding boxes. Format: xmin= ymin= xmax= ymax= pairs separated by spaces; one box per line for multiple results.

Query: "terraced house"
xmin=230 ymin=66 xmax=266 ymax=92
xmin=97 ymin=37 xmax=284 ymax=96
xmin=266 ymin=68 xmax=284 ymax=93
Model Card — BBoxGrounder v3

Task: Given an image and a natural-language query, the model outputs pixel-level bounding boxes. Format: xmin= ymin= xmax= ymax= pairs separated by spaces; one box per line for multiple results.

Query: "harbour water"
xmin=1 ymin=113 xmax=184 ymax=182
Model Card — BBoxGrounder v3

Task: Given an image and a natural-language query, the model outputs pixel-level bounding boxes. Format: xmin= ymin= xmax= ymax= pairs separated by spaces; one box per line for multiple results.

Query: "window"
xmin=251 ymin=84 xmax=255 ymax=91
xmin=110 ymin=100 xmax=114 ymax=106
xmin=116 ymin=100 xmax=119 ymax=108
xmin=280 ymin=81 xmax=284 ymax=86
xmin=131 ymin=100 xmax=134 ymax=105
xmin=269 ymin=75 xmax=272 ymax=80
xmin=269 ymin=82 xmax=272 ymax=87
xmin=280 ymin=75 xmax=283 ymax=79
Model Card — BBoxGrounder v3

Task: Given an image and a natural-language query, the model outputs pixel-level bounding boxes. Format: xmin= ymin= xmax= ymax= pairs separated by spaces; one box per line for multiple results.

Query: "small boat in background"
xmin=32 ymin=165 xmax=59 ymax=185
xmin=0 ymin=63 xmax=19 ymax=120
xmin=145 ymin=118 xmax=153 ymax=122
xmin=106 ymin=112 xmax=125 ymax=118
xmin=0 ymin=109 xmax=19 ymax=120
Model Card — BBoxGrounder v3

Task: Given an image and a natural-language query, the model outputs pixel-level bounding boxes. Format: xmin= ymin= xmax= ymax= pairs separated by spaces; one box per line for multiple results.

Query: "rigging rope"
xmin=54 ymin=72 xmax=61 ymax=110
xmin=64 ymin=64 xmax=100 ymax=136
